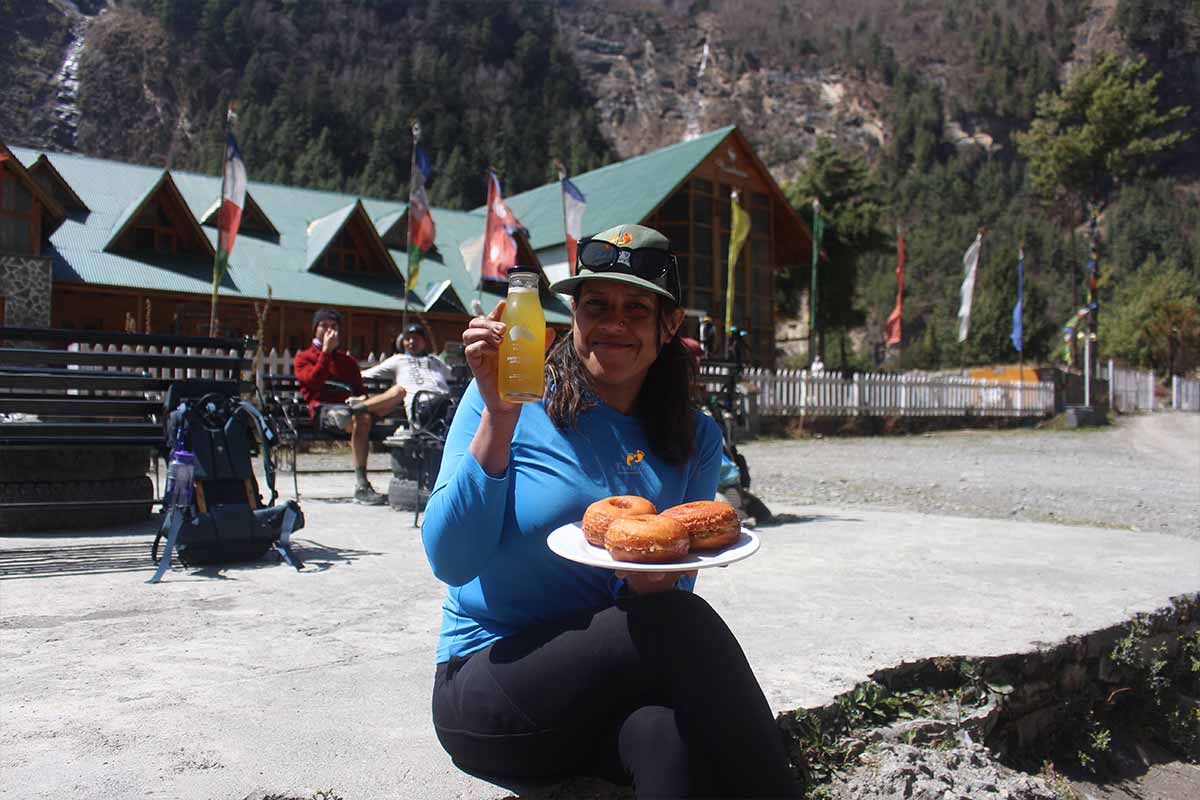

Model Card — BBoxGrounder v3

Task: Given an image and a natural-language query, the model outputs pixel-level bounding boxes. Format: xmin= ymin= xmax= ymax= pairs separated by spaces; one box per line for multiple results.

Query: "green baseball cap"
xmin=549 ymin=223 xmax=681 ymax=304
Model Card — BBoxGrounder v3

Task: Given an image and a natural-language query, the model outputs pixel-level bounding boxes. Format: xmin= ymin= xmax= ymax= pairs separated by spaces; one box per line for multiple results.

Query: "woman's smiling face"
xmin=572 ymin=279 xmax=683 ymax=405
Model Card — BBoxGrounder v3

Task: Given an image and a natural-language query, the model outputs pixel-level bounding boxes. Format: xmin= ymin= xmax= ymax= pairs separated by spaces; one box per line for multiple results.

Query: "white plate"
xmin=546 ymin=522 xmax=760 ymax=573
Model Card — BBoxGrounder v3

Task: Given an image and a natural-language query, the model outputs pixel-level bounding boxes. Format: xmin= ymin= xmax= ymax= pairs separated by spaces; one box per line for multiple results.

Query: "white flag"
xmin=957 ymin=233 xmax=982 ymax=343
xmin=458 ymin=234 xmax=484 ymax=286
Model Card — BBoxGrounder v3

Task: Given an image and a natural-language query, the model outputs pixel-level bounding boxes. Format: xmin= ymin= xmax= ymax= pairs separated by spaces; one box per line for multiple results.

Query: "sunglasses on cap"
xmin=576 ymin=238 xmax=676 ymax=282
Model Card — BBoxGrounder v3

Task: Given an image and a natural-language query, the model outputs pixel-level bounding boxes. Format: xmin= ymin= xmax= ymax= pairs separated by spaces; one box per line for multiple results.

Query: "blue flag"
xmin=414 ymin=143 xmax=433 ymax=184
xmin=1010 ymin=249 xmax=1024 ymax=353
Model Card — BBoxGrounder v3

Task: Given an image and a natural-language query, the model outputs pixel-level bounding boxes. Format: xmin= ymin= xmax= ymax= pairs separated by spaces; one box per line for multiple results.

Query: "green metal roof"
xmin=9 ymin=129 xmax=733 ymax=327
xmin=305 ymin=201 xmax=357 ymax=270
xmin=2 ymin=142 xmax=66 ymax=235
xmin=373 ymin=208 xmax=406 ymax=239
xmin=102 ymin=170 xmax=215 ymax=259
xmin=485 ymin=126 xmax=735 ymax=251
xmin=102 ymin=168 xmax=165 ymax=244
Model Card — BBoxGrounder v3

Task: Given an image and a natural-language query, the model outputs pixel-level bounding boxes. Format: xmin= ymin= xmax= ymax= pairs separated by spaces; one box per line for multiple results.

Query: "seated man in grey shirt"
xmin=362 ymin=322 xmax=453 ymax=427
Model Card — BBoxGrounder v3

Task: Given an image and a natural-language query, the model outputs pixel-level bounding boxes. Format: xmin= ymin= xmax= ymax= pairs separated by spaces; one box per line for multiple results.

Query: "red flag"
xmin=885 ymin=231 xmax=905 ymax=345
xmin=481 ymin=171 xmax=523 ymax=282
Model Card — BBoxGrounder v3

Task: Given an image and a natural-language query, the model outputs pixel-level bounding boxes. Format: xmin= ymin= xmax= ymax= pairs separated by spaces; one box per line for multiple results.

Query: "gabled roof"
xmin=28 ymin=154 xmax=88 ymax=213
xmin=0 ymin=141 xmax=67 ymax=236
xmin=721 ymin=127 xmax=815 ymax=263
xmin=488 ymin=126 xmax=736 ymax=249
xmin=373 ymin=207 xmax=407 ymax=244
xmin=199 ymin=192 xmax=278 ymax=238
xmin=104 ymin=170 xmax=216 ymax=258
xmin=306 ymin=199 xmax=402 ymax=280
xmin=170 ymin=172 xmax=278 ymax=239
xmin=7 ymin=127 xmax=780 ymax=326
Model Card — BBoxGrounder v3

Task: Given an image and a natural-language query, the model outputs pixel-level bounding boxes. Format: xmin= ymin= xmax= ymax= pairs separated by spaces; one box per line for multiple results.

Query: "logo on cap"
xmin=616 ymin=231 xmax=633 ymax=246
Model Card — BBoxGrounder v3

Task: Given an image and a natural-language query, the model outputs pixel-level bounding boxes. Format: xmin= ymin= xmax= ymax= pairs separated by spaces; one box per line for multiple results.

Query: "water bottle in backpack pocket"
xmin=165 ymin=449 xmax=195 ymax=509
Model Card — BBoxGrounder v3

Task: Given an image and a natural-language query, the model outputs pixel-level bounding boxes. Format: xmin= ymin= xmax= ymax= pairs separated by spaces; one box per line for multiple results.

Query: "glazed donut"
xmin=582 ymin=495 xmax=657 ymax=547
xmin=604 ymin=514 xmax=689 ymax=564
xmin=660 ymin=500 xmax=741 ymax=551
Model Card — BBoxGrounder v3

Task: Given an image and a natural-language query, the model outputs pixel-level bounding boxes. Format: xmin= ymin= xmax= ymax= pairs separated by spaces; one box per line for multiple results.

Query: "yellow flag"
xmin=725 ymin=190 xmax=751 ymax=335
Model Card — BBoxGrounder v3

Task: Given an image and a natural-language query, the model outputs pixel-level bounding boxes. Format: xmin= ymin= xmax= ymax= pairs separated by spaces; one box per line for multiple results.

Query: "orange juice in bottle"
xmin=499 ymin=266 xmax=545 ymax=403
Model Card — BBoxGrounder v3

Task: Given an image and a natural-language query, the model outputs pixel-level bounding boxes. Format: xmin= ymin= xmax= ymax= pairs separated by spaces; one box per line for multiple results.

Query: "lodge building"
xmin=1 ymin=126 xmax=812 ymax=366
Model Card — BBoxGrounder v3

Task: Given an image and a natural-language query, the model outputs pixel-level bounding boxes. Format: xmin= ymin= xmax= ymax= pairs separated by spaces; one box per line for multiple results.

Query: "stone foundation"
xmin=0 ymin=254 xmax=52 ymax=328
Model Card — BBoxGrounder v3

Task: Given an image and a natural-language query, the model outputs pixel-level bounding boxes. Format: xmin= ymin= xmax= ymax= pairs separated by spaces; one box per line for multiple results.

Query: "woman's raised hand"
xmin=463 ymin=301 xmax=516 ymax=416
xmin=463 ymin=301 xmax=557 ymax=418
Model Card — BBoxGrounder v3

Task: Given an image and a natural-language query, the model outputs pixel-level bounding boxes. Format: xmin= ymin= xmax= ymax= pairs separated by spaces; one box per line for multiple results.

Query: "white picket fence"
xmin=256 ymin=348 xmax=390 ymax=379
xmin=1174 ymin=375 xmax=1200 ymax=412
xmin=64 ymin=345 xmax=394 ymax=394
xmin=698 ymin=364 xmax=1055 ymax=418
xmin=1103 ymin=361 xmax=1157 ymax=413
xmin=66 ymin=344 xmax=1063 ymax=418
xmin=66 ymin=343 xmax=249 ymax=397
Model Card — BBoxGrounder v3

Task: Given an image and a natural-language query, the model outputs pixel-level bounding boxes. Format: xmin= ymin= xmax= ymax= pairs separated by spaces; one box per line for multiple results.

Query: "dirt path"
xmin=741 ymin=412 xmax=1200 ymax=540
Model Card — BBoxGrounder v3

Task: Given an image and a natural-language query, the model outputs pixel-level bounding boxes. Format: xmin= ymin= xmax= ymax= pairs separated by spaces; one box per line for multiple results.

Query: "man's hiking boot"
xmin=354 ymin=484 xmax=387 ymax=505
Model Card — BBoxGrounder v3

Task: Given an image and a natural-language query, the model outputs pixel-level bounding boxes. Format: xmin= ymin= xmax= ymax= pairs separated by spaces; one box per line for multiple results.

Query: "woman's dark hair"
xmin=544 ymin=293 xmax=697 ymax=465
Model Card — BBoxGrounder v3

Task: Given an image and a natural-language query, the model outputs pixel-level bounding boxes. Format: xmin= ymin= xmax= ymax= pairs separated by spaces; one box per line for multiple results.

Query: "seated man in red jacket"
xmin=293 ymin=308 xmax=402 ymax=505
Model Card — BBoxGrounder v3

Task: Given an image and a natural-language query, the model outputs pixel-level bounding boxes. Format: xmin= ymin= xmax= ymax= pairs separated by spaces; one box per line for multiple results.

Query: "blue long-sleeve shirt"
xmin=422 ymin=381 xmax=724 ymax=663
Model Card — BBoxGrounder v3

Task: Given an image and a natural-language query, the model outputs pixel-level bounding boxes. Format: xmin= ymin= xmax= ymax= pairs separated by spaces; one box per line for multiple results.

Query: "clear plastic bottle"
xmin=166 ymin=450 xmax=195 ymax=510
xmin=498 ymin=266 xmax=546 ymax=403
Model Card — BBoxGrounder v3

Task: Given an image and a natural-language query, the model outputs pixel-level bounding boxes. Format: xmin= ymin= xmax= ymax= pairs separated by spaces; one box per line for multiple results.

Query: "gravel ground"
xmin=739 ymin=412 xmax=1200 ymax=540
xmin=285 ymin=413 xmax=1200 ymax=539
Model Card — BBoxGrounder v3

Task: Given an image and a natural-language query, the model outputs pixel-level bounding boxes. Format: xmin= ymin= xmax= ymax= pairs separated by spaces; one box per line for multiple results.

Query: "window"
xmin=662 ymin=224 xmax=690 ymax=256
xmin=750 ymin=238 xmax=771 ymax=296
xmin=131 ymin=200 xmax=178 ymax=254
xmin=0 ymin=170 xmax=37 ymax=255
xmin=0 ymin=216 xmax=32 ymax=252
xmin=675 ymin=254 xmax=691 ymax=294
xmin=0 ymin=172 xmax=33 ymax=212
xmin=751 ymin=206 xmax=771 ymax=234
xmin=325 ymin=229 xmax=364 ymax=273
xmin=692 ymin=255 xmax=713 ymax=289
xmin=693 ymin=223 xmax=713 ymax=257
xmin=659 ymin=190 xmax=688 ymax=222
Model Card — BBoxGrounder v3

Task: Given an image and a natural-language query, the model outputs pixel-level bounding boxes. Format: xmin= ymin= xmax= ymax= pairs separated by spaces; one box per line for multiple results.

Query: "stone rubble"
xmin=831 ymin=743 xmax=1059 ymax=800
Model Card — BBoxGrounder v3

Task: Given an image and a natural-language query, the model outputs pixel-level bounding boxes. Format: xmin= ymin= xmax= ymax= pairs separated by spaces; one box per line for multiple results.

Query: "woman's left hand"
xmin=616 ymin=569 xmax=698 ymax=594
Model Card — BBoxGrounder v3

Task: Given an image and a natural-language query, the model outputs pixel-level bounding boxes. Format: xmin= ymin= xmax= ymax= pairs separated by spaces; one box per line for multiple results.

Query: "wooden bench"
xmin=0 ymin=326 xmax=254 ymax=532
xmin=259 ymin=373 xmax=406 ymax=440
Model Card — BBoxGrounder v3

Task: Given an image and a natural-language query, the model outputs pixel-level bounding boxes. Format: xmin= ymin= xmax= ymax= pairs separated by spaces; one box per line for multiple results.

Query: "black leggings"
xmin=432 ymin=591 xmax=800 ymax=799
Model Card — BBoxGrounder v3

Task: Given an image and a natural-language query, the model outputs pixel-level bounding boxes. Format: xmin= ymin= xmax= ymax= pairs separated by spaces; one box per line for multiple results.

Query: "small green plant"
xmin=1182 ymin=630 xmax=1200 ymax=676
xmin=1077 ymin=720 xmax=1112 ymax=772
xmin=1039 ymin=761 xmax=1082 ymax=800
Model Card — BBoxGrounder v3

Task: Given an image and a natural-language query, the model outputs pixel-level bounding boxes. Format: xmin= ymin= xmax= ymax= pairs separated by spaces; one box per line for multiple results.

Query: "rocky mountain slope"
xmin=1 ymin=0 xmax=1107 ymax=191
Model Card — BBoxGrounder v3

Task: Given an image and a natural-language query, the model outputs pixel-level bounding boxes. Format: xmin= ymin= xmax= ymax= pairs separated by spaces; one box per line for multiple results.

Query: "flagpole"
xmin=478 ymin=167 xmax=494 ymax=312
xmin=403 ymin=121 xmax=420 ymax=332
xmin=809 ymin=198 xmax=820 ymax=367
xmin=895 ymin=224 xmax=903 ymax=370
xmin=1017 ymin=243 xmax=1024 ymax=386
xmin=555 ymin=159 xmax=570 ymax=276
xmin=208 ymin=105 xmax=233 ymax=337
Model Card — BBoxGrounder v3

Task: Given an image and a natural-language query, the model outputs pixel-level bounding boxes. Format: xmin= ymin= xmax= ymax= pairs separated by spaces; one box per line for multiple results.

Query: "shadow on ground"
xmin=0 ymin=539 xmax=155 ymax=579
xmin=755 ymin=512 xmax=863 ymax=527
xmin=0 ymin=524 xmax=381 ymax=580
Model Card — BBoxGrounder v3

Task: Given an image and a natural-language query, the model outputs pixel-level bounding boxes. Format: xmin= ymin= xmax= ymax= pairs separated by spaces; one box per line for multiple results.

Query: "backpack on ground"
xmin=148 ymin=379 xmax=304 ymax=582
